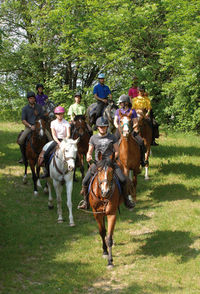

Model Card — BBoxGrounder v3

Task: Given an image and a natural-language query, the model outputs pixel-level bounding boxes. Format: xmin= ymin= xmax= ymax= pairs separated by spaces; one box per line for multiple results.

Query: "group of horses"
xmin=20 ymin=100 xmax=153 ymax=268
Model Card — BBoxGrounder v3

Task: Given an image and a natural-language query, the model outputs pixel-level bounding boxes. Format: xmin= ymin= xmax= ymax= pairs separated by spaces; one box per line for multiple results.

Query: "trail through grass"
xmin=0 ymin=122 xmax=200 ymax=294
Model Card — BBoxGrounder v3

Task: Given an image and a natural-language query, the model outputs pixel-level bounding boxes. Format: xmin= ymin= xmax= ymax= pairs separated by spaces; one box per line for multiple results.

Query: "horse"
xmin=86 ymin=99 xmax=118 ymax=133
xmin=46 ymin=138 xmax=79 ymax=225
xmin=71 ymin=115 xmax=91 ymax=180
xmin=136 ymin=109 xmax=152 ymax=180
xmin=42 ymin=100 xmax=56 ymax=132
xmin=117 ymin=111 xmax=141 ymax=202
xmin=23 ymin=119 xmax=48 ymax=195
xmin=88 ymin=153 xmax=122 ymax=267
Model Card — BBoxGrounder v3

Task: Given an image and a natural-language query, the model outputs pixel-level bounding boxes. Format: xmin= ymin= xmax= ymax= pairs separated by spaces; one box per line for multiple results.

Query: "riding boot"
xmin=19 ymin=143 xmax=27 ymax=165
xmin=77 ymin=186 xmax=89 ymax=210
xmin=40 ymin=153 xmax=50 ymax=178
xmin=122 ymin=185 xmax=135 ymax=210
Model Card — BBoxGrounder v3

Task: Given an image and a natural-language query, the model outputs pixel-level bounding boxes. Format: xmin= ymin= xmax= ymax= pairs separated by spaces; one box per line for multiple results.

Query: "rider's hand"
xmin=86 ymin=154 xmax=92 ymax=162
xmin=103 ymin=99 xmax=108 ymax=104
xmin=31 ymin=125 xmax=35 ymax=131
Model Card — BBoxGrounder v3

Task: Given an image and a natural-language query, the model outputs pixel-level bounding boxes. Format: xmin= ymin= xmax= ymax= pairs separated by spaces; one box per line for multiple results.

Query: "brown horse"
xmin=136 ymin=109 xmax=152 ymax=180
xmin=71 ymin=115 xmax=91 ymax=180
xmin=23 ymin=119 xmax=48 ymax=195
xmin=89 ymin=153 xmax=122 ymax=267
xmin=118 ymin=111 xmax=141 ymax=202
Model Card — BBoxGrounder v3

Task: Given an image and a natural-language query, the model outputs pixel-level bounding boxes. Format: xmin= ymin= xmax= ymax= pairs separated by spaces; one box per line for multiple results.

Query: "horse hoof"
xmin=102 ymin=253 xmax=108 ymax=259
xmin=48 ymin=205 xmax=54 ymax=210
xmin=23 ymin=178 xmax=27 ymax=184
xmin=37 ymin=180 xmax=42 ymax=188
xmin=57 ymin=219 xmax=63 ymax=224
xmin=44 ymin=187 xmax=48 ymax=194
xmin=69 ymin=223 xmax=75 ymax=227
xmin=34 ymin=191 xmax=38 ymax=196
xmin=145 ymin=176 xmax=150 ymax=180
xmin=107 ymin=264 xmax=114 ymax=269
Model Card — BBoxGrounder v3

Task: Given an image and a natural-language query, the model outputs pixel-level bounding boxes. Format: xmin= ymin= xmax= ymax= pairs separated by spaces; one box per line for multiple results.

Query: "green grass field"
xmin=0 ymin=122 xmax=200 ymax=294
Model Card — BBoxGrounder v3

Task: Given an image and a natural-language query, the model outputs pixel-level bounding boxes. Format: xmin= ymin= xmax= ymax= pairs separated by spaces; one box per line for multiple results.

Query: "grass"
xmin=0 ymin=122 xmax=200 ymax=294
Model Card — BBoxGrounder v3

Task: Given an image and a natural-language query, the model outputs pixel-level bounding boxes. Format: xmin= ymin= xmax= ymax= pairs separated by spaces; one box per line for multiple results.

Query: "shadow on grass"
xmin=158 ymin=162 xmax=200 ymax=179
xmin=134 ymin=230 xmax=199 ymax=263
xmin=149 ymin=183 xmax=198 ymax=202
xmin=152 ymin=145 xmax=200 ymax=159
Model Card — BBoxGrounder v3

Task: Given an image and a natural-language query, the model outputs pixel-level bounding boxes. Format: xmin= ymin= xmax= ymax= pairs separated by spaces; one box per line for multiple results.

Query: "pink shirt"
xmin=128 ymin=87 xmax=139 ymax=98
xmin=50 ymin=119 xmax=70 ymax=139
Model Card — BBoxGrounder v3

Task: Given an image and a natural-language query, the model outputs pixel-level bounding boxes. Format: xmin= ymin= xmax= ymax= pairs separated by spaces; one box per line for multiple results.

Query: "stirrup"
xmin=77 ymin=200 xmax=89 ymax=210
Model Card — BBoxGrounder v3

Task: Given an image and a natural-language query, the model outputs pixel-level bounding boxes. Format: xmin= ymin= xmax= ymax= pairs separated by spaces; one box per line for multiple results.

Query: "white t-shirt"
xmin=50 ymin=119 xmax=70 ymax=139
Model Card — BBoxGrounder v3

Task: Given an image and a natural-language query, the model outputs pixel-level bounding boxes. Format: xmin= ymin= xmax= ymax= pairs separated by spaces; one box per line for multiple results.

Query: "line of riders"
xmin=17 ymin=75 xmax=159 ymax=211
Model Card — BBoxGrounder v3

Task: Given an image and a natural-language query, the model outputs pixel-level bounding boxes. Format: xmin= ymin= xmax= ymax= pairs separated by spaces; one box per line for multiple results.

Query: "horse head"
xmin=118 ymin=110 xmax=133 ymax=137
xmin=72 ymin=115 xmax=87 ymax=138
xmin=59 ymin=138 xmax=79 ymax=171
xmin=96 ymin=152 xmax=115 ymax=198
xmin=34 ymin=119 xmax=46 ymax=138
xmin=43 ymin=100 xmax=56 ymax=121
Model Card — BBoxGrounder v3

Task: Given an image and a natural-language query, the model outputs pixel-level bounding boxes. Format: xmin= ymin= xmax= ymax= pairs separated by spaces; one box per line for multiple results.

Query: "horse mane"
xmin=96 ymin=157 xmax=114 ymax=170
xmin=74 ymin=115 xmax=86 ymax=121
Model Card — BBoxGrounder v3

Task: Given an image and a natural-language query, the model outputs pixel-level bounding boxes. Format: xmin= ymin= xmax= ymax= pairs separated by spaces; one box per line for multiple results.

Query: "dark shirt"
xmin=35 ymin=93 xmax=48 ymax=106
xmin=21 ymin=103 xmax=45 ymax=125
xmin=89 ymin=133 xmax=117 ymax=161
xmin=93 ymin=83 xmax=111 ymax=99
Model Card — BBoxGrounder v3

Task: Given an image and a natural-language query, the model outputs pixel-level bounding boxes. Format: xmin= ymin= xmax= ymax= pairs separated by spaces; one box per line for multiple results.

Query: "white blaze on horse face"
xmin=121 ymin=117 xmax=130 ymax=136
xmin=38 ymin=119 xmax=44 ymax=137
xmin=101 ymin=167 xmax=109 ymax=196
xmin=63 ymin=142 xmax=77 ymax=171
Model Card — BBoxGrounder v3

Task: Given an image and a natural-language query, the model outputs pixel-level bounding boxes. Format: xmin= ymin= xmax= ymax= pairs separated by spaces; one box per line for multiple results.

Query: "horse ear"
xmin=75 ymin=137 xmax=80 ymax=144
xmin=98 ymin=151 xmax=102 ymax=161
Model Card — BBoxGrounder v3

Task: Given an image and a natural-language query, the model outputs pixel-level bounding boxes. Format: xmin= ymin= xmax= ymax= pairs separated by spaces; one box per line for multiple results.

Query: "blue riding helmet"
xmin=96 ymin=116 xmax=109 ymax=127
xmin=98 ymin=73 xmax=105 ymax=79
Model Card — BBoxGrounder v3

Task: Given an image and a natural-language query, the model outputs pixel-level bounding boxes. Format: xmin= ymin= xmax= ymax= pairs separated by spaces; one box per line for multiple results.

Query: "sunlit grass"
xmin=0 ymin=123 xmax=200 ymax=293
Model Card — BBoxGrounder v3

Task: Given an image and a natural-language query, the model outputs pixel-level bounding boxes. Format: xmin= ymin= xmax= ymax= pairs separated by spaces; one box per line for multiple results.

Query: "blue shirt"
xmin=21 ymin=103 xmax=45 ymax=125
xmin=93 ymin=83 xmax=111 ymax=99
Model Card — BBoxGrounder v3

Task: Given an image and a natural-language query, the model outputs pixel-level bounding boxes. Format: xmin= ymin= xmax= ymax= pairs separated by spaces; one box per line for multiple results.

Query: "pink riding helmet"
xmin=54 ymin=106 xmax=65 ymax=114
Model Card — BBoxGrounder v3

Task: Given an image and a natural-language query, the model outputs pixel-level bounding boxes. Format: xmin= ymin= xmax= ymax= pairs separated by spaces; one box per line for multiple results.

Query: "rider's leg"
xmin=78 ymin=163 xmax=96 ymax=210
xmin=41 ymin=141 xmax=57 ymax=178
xmin=17 ymin=127 xmax=31 ymax=164
xmin=133 ymin=132 xmax=146 ymax=167
xmin=114 ymin=164 xmax=135 ymax=210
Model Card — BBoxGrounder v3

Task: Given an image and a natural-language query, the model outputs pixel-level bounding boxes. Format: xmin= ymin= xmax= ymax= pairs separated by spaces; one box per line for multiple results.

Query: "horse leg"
xmin=106 ymin=214 xmax=117 ymax=268
xmin=47 ymin=178 xmax=54 ymax=209
xmin=53 ymin=179 xmax=63 ymax=223
xmin=23 ymin=161 xmax=28 ymax=184
xmin=65 ymin=173 xmax=75 ymax=226
xmin=95 ymin=215 xmax=108 ymax=257
xmin=29 ymin=159 xmax=38 ymax=195
xmin=144 ymin=148 xmax=150 ymax=180
xmin=80 ymin=155 xmax=84 ymax=180
xmin=132 ymin=173 xmax=137 ymax=202
xmin=36 ymin=165 xmax=42 ymax=188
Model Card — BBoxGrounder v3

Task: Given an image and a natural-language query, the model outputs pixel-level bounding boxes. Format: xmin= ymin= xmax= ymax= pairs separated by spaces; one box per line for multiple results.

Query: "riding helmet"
xmin=36 ymin=83 xmax=44 ymax=90
xmin=27 ymin=91 xmax=36 ymax=99
xmin=118 ymin=94 xmax=130 ymax=104
xmin=98 ymin=73 xmax=105 ymax=79
xmin=74 ymin=92 xmax=82 ymax=99
xmin=96 ymin=116 xmax=109 ymax=127
xmin=54 ymin=106 xmax=65 ymax=114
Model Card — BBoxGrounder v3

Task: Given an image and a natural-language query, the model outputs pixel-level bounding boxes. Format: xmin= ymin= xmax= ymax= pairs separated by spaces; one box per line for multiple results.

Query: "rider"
xmin=132 ymin=87 xmax=159 ymax=145
xmin=114 ymin=94 xmax=146 ymax=167
xmin=17 ymin=91 xmax=52 ymax=164
xmin=93 ymin=73 xmax=112 ymax=126
xmin=40 ymin=106 xmax=71 ymax=178
xmin=128 ymin=76 xmax=139 ymax=101
xmin=77 ymin=116 xmax=135 ymax=211
xmin=35 ymin=83 xmax=48 ymax=106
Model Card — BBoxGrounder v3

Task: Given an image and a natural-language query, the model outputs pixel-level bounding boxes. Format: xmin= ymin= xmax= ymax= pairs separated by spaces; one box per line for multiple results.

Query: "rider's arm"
xmin=51 ymin=128 xmax=61 ymax=145
xmin=132 ymin=117 xmax=139 ymax=132
xmin=22 ymin=120 xmax=35 ymax=130
xmin=113 ymin=142 xmax=119 ymax=159
xmin=66 ymin=125 xmax=71 ymax=139
xmin=86 ymin=144 xmax=94 ymax=162
xmin=114 ymin=115 xmax=119 ymax=129
xmin=94 ymin=93 xmax=107 ymax=103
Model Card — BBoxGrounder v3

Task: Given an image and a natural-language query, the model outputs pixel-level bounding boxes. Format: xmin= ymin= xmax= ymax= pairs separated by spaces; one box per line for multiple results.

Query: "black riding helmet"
xmin=36 ymin=83 xmax=44 ymax=90
xmin=27 ymin=91 xmax=36 ymax=99
xmin=74 ymin=92 xmax=82 ymax=99
xmin=96 ymin=116 xmax=109 ymax=127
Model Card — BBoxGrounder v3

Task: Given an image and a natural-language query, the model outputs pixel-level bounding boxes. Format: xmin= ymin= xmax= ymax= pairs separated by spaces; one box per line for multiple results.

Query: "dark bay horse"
xmin=136 ymin=109 xmax=152 ymax=180
xmin=89 ymin=154 xmax=122 ymax=267
xmin=42 ymin=100 xmax=56 ymax=132
xmin=23 ymin=119 xmax=48 ymax=195
xmin=118 ymin=111 xmax=141 ymax=202
xmin=71 ymin=115 xmax=91 ymax=180
xmin=86 ymin=100 xmax=118 ymax=133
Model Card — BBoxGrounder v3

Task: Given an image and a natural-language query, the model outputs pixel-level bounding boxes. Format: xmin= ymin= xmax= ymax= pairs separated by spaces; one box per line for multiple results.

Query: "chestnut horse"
xmin=118 ymin=111 xmax=141 ymax=202
xmin=89 ymin=153 xmax=122 ymax=267
xmin=71 ymin=115 xmax=91 ymax=180
xmin=23 ymin=119 xmax=48 ymax=195
xmin=136 ymin=109 xmax=152 ymax=180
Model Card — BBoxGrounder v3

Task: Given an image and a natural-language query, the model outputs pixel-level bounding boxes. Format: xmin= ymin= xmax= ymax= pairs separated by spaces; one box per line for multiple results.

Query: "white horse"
xmin=46 ymin=138 xmax=79 ymax=225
